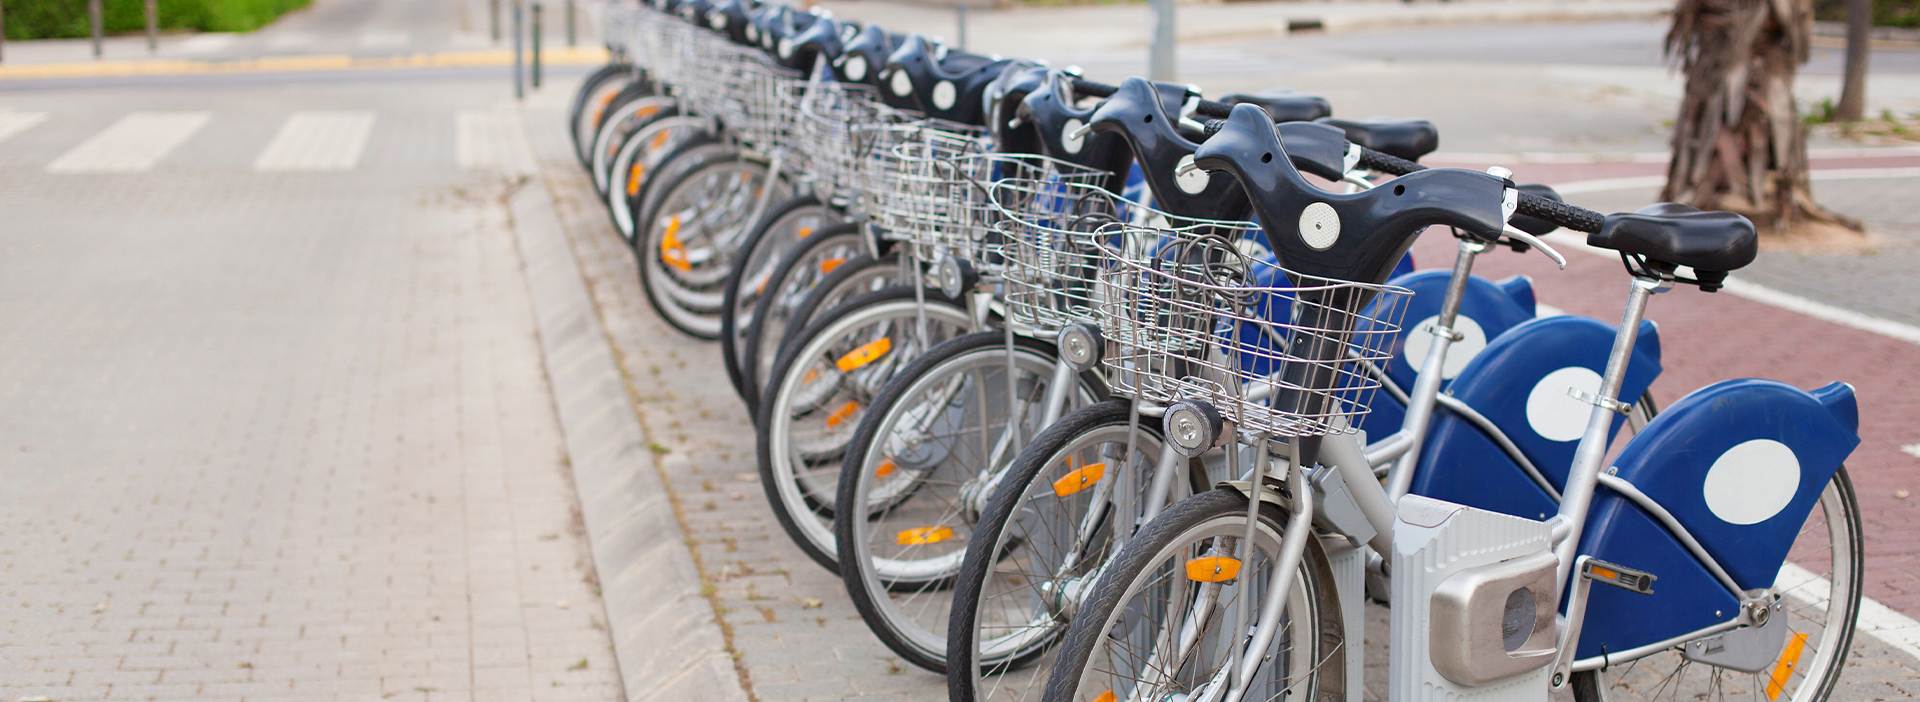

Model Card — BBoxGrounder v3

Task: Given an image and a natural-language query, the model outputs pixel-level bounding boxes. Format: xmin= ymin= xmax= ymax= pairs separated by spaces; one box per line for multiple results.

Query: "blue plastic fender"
xmin=1572 ymin=379 xmax=1859 ymax=658
xmin=1357 ymin=270 xmax=1536 ymax=435
xmin=1408 ymin=315 xmax=1663 ymax=521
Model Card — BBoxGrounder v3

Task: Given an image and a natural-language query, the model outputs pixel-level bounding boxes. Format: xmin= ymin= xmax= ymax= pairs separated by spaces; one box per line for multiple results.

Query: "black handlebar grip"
xmin=1514 ymin=194 xmax=1605 ymax=234
xmin=1355 ymin=148 xmax=1422 ymax=177
xmin=1069 ymin=77 xmax=1117 ymax=99
xmin=1192 ymin=100 xmax=1232 ymax=120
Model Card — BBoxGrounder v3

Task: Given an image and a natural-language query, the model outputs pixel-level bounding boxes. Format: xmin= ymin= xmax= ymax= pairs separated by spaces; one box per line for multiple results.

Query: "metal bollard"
xmin=566 ymin=0 xmax=576 ymax=47
xmin=491 ymin=0 xmax=502 ymax=42
xmin=955 ymin=5 xmax=966 ymax=51
xmin=532 ymin=2 xmax=543 ymax=89
xmin=145 ymin=0 xmax=157 ymax=54
xmin=89 ymin=0 xmax=103 ymax=59
xmin=1 ymin=0 xmax=8 ymax=64
xmin=513 ymin=1 xmax=524 ymax=99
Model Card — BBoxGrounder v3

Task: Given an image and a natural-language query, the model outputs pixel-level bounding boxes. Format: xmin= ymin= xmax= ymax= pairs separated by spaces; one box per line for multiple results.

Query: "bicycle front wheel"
xmin=635 ymin=151 xmax=790 ymax=339
xmin=754 ymin=287 xmax=974 ymax=571
xmin=1570 ymin=466 xmax=1864 ymax=702
xmin=721 ymin=196 xmax=834 ymax=404
xmin=1041 ymin=488 xmax=1345 ymax=702
xmin=837 ymin=332 xmax=1104 ymax=673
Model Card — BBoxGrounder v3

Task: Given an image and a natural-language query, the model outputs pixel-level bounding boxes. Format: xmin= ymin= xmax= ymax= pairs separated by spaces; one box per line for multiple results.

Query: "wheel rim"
xmin=765 ymin=299 xmax=974 ymax=562
xmin=642 ymin=159 xmax=787 ymax=336
xmin=608 ymin=118 xmax=702 ymax=240
xmin=730 ymin=204 xmax=830 ymax=369
xmin=752 ymin=234 xmax=871 ymax=390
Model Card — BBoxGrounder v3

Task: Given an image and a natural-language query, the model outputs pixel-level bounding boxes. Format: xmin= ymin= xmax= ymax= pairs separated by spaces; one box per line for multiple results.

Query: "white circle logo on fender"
xmin=1175 ymin=155 xmax=1209 ymax=194
xmin=890 ymin=70 xmax=913 ymax=97
xmin=778 ymin=37 xmax=794 ymax=59
xmin=842 ymin=55 xmax=868 ymax=82
xmin=1402 ymin=315 xmax=1487 ymax=379
xmin=1298 ymin=202 xmax=1340 ymax=250
xmin=1702 ymin=439 xmax=1801 ymax=525
xmin=931 ymin=80 xmax=957 ymax=110
xmin=745 ymin=25 xmax=758 ymax=42
xmin=709 ymin=12 xmax=726 ymax=29
xmin=1525 ymin=366 xmax=1603 ymax=442
xmin=1061 ymin=118 xmax=1086 ymax=154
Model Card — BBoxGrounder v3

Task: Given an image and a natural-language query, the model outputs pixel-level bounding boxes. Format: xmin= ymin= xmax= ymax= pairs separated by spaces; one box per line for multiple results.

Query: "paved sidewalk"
xmin=0 ymin=79 xmax=622 ymax=701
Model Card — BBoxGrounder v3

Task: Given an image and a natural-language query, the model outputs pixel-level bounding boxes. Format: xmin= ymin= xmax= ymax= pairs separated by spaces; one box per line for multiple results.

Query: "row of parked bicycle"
xmin=564 ymin=2 xmax=1867 ymax=701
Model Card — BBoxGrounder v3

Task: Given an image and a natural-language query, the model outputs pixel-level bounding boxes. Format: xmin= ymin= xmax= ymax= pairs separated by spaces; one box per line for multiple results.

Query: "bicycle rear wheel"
xmin=754 ymin=287 xmax=973 ymax=571
xmin=1040 ymin=488 xmax=1345 ymax=702
xmin=1570 ymin=466 xmax=1863 ymax=702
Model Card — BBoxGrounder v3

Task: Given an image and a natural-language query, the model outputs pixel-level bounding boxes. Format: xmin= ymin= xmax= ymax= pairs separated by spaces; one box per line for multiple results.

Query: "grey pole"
xmin=145 ymin=0 xmax=157 ymax=54
xmin=1 ymin=0 xmax=8 ymax=64
xmin=566 ymin=0 xmax=576 ymax=47
xmin=532 ymin=2 xmax=543 ymax=89
xmin=492 ymin=0 xmax=502 ymax=42
xmin=89 ymin=0 xmax=103 ymax=59
xmin=513 ymin=1 xmax=524 ymax=99
xmin=955 ymin=5 xmax=966 ymax=50
xmin=1148 ymin=0 xmax=1174 ymax=81
xmin=1835 ymin=0 xmax=1872 ymax=121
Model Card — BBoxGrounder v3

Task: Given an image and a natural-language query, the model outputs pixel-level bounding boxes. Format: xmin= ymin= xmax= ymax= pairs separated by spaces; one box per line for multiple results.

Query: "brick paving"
xmin=0 ymin=80 xmax=621 ymax=702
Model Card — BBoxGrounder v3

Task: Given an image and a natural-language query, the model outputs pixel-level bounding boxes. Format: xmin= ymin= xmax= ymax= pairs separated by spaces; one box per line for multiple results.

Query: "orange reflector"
xmin=835 ymin=338 xmax=891 ymax=372
xmin=651 ymin=129 xmax=671 ymax=150
xmin=820 ymin=257 xmax=847 ymax=274
xmin=896 ymin=526 xmax=954 ymax=545
xmin=661 ymin=218 xmax=690 ymax=272
xmin=802 ymin=368 xmax=819 ymax=385
xmin=1590 ymin=565 xmax=1618 ymax=581
xmin=876 ymin=459 xmax=897 ymax=478
xmin=1185 ymin=556 xmax=1242 ymax=582
xmin=636 ymin=104 xmax=660 ymax=120
xmin=1766 ymin=632 xmax=1809 ymax=700
xmin=1051 ymin=462 xmax=1107 ymax=497
xmin=626 ymin=163 xmax=645 ymax=196
xmin=825 ymin=400 xmax=859 ymax=429
xmin=1092 ymin=691 xmax=1117 ymax=702
xmin=798 ymin=227 xmax=814 ymax=239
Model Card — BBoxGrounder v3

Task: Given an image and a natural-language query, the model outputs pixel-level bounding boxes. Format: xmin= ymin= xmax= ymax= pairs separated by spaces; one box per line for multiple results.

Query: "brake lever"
xmin=1501 ymin=225 xmax=1567 ymax=269
xmin=1174 ymin=160 xmax=1201 ymax=177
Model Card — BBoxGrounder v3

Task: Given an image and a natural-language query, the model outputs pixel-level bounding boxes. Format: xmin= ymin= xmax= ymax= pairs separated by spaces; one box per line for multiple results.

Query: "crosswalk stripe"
xmin=455 ymin=109 xmax=535 ymax=175
xmin=47 ymin=112 xmax=210 ymax=173
xmin=253 ymin=111 xmax=376 ymax=172
xmin=0 ymin=111 xmax=49 ymax=145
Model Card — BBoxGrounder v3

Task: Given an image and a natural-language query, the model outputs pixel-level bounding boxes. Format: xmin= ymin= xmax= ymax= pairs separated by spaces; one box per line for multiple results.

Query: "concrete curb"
xmin=506 ymin=141 xmax=750 ymax=702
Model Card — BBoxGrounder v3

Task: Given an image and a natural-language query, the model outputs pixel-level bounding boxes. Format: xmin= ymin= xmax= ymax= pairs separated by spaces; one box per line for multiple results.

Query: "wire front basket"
xmin=1095 ymin=224 xmax=1411 ymax=438
xmin=797 ymin=82 xmax=909 ymax=206
xmin=869 ymin=149 xmax=1111 ymax=267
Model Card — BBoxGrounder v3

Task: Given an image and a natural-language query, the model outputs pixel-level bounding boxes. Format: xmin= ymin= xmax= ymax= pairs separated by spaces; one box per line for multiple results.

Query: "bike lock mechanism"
xmin=1163 ymin=399 xmax=1224 ymax=458
xmin=937 ymin=255 xmax=979 ymax=299
xmin=1056 ymin=324 xmax=1103 ymax=372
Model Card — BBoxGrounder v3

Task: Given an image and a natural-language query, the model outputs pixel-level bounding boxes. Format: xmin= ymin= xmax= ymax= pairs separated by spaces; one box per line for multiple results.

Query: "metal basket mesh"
xmin=867 ymin=150 xmax=1109 ymax=266
xmin=1094 ymin=225 xmax=1411 ymax=437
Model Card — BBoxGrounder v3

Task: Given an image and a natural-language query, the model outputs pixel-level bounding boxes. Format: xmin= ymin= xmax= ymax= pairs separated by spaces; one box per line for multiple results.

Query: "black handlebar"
xmin=1198 ymin=118 xmax=1606 ymax=234
xmin=1069 ymin=76 xmax=1236 ymax=120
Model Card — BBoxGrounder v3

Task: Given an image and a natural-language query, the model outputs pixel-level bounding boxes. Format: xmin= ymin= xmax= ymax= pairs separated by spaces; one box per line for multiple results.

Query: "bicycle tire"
xmin=570 ymin=64 xmax=638 ymax=168
xmin=837 ymin=332 xmax=1106 ymax=674
xmin=1040 ymin=487 xmax=1345 ymax=702
xmin=634 ymin=150 xmax=789 ymax=339
xmin=754 ymin=286 xmax=973 ymax=571
xmin=739 ymin=223 xmax=870 ymax=409
xmin=720 ymin=195 xmax=831 ymax=402
xmin=589 ymin=87 xmax=672 ymax=195
xmin=605 ymin=112 xmax=703 ymax=241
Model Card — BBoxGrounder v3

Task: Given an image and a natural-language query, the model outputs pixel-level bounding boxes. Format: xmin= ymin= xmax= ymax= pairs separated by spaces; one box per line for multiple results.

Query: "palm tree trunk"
xmin=1661 ymin=0 xmax=1864 ymax=235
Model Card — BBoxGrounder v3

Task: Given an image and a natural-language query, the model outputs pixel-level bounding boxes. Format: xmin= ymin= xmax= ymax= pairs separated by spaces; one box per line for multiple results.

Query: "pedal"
xmin=1580 ymin=558 xmax=1655 ymax=594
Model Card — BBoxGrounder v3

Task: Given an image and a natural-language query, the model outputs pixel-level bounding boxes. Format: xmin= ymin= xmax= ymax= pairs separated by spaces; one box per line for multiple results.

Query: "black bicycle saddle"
xmin=831 ymin=23 xmax=899 ymax=87
xmin=1217 ymin=89 xmax=1332 ymax=123
xmin=1195 ymin=103 xmax=1509 ymax=286
xmin=767 ymin=12 xmax=842 ymax=70
xmin=675 ymin=0 xmax=715 ymax=26
xmin=879 ymin=34 xmax=1020 ymax=125
xmin=1319 ymin=117 xmax=1439 ymax=162
xmin=1592 ymin=203 xmax=1757 ymax=274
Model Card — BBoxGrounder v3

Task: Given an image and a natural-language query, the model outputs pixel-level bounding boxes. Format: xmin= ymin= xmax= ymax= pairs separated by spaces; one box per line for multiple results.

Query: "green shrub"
xmin=1813 ymin=0 xmax=1920 ymax=29
xmin=2 ymin=0 xmax=312 ymax=40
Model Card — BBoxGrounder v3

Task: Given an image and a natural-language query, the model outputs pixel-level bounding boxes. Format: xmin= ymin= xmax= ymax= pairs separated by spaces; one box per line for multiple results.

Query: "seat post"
xmin=1550 ymin=273 xmax=1671 ymax=590
xmin=1383 ymin=235 xmax=1485 ymax=501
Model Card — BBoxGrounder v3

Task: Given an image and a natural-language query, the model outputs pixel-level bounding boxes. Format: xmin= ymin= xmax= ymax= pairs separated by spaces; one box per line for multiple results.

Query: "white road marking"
xmin=455 ymin=109 xmax=535 ymax=175
xmin=1542 ymin=165 xmax=1920 ymax=348
xmin=1778 ymin=563 xmax=1920 ymax=662
xmin=253 ymin=111 xmax=376 ymax=172
xmin=47 ymin=112 xmax=210 ymax=173
xmin=176 ymin=33 xmax=238 ymax=55
xmin=0 ymin=111 xmax=50 ymax=145
xmin=1900 ymin=444 xmax=1920 ymax=459
xmin=358 ymin=30 xmax=411 ymax=49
